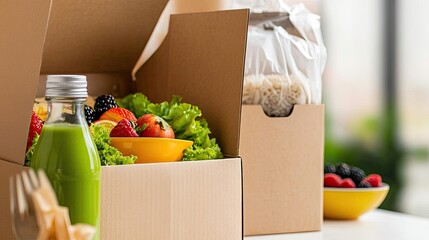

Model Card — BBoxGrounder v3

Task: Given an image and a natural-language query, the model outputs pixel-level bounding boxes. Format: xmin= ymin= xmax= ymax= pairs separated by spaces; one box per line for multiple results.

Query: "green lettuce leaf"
xmin=91 ymin=124 xmax=136 ymax=165
xmin=117 ymin=93 xmax=151 ymax=118
xmin=24 ymin=134 xmax=39 ymax=167
xmin=183 ymin=139 xmax=223 ymax=161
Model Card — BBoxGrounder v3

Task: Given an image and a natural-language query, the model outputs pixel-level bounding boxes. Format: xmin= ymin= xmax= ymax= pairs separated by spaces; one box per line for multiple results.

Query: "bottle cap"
xmin=45 ymin=75 xmax=88 ymax=98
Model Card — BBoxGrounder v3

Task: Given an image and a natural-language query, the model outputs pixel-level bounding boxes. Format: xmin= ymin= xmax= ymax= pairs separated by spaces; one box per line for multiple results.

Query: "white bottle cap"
xmin=45 ymin=75 xmax=88 ymax=98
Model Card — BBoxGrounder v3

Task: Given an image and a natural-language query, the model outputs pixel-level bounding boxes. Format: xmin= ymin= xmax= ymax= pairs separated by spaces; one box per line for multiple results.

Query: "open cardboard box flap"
xmin=0 ymin=0 xmax=249 ymax=165
xmin=41 ymin=0 xmax=169 ymax=73
xmin=0 ymin=0 xmax=52 ymax=165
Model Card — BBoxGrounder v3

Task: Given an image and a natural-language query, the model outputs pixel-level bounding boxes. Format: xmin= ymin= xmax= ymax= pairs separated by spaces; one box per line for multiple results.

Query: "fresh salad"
xmin=25 ymin=93 xmax=222 ymax=166
xmin=117 ymin=94 xmax=223 ymax=161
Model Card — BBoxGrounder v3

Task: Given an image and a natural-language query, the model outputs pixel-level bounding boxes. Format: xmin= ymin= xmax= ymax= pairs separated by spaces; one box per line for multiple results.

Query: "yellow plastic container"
xmin=110 ymin=137 xmax=193 ymax=163
xmin=323 ymin=184 xmax=389 ymax=220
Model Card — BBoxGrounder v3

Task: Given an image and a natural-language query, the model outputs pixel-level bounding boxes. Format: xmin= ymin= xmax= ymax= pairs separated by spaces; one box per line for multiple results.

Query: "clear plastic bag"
xmin=237 ymin=1 xmax=327 ymax=116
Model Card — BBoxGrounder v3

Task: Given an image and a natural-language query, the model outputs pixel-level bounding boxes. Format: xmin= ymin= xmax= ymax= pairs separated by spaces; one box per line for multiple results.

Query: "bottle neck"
xmin=45 ymin=97 xmax=87 ymax=126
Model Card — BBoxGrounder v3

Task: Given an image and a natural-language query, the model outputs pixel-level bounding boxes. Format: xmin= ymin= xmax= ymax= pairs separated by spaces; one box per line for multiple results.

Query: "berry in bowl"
xmin=109 ymin=115 xmax=193 ymax=164
xmin=323 ymin=163 xmax=389 ymax=220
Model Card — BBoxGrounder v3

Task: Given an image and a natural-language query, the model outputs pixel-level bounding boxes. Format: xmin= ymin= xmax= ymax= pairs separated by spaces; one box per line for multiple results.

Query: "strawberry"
xmin=110 ymin=119 xmax=138 ymax=137
xmin=137 ymin=114 xmax=175 ymax=138
xmin=324 ymin=173 xmax=342 ymax=187
xmin=27 ymin=111 xmax=43 ymax=151
xmin=99 ymin=107 xmax=137 ymax=123
xmin=364 ymin=174 xmax=382 ymax=187
xmin=339 ymin=178 xmax=356 ymax=188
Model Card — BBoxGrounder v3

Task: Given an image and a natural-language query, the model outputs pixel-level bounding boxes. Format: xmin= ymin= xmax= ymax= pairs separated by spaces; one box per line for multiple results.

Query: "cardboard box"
xmin=0 ymin=0 xmax=249 ymax=239
xmin=240 ymin=105 xmax=324 ymax=235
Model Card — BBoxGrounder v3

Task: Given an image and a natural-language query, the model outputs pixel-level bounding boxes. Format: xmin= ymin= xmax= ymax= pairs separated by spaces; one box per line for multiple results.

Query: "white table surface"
xmin=245 ymin=210 xmax=429 ymax=240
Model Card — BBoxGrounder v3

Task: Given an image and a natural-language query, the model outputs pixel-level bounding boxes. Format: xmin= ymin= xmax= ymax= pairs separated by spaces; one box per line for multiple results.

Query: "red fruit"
xmin=27 ymin=112 xmax=43 ymax=151
xmin=340 ymin=178 xmax=356 ymax=188
xmin=364 ymin=174 xmax=382 ymax=187
xmin=110 ymin=119 xmax=138 ymax=137
xmin=324 ymin=173 xmax=342 ymax=187
xmin=99 ymin=107 xmax=137 ymax=123
xmin=136 ymin=114 xmax=175 ymax=138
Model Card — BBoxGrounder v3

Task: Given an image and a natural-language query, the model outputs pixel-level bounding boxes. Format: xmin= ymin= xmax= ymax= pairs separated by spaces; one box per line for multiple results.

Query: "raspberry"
xmin=110 ymin=119 xmax=138 ymax=137
xmin=358 ymin=180 xmax=372 ymax=188
xmin=84 ymin=105 xmax=96 ymax=125
xmin=94 ymin=95 xmax=117 ymax=118
xmin=350 ymin=166 xmax=366 ymax=185
xmin=364 ymin=174 xmax=382 ymax=187
xmin=324 ymin=173 xmax=342 ymax=187
xmin=335 ymin=163 xmax=351 ymax=178
xmin=324 ymin=164 xmax=336 ymax=174
xmin=27 ymin=112 xmax=43 ymax=151
xmin=340 ymin=178 xmax=356 ymax=188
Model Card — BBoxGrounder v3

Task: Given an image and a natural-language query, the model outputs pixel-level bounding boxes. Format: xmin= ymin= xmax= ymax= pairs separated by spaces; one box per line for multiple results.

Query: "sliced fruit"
xmin=99 ymin=107 xmax=137 ymax=123
xmin=92 ymin=119 xmax=117 ymax=131
xmin=33 ymin=98 xmax=48 ymax=121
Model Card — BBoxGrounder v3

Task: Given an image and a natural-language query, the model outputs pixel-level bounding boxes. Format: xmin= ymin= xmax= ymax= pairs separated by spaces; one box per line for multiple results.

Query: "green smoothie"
xmin=31 ymin=124 xmax=100 ymax=240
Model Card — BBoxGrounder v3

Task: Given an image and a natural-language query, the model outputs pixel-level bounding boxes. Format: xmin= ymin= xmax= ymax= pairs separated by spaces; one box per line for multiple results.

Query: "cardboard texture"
xmin=101 ymin=159 xmax=242 ymax=240
xmin=137 ymin=11 xmax=249 ymax=157
xmin=0 ymin=159 xmax=242 ymax=240
xmin=41 ymin=0 xmax=169 ymax=73
xmin=240 ymin=105 xmax=324 ymax=236
xmin=0 ymin=0 xmax=249 ymax=239
xmin=0 ymin=0 xmax=52 ymax=165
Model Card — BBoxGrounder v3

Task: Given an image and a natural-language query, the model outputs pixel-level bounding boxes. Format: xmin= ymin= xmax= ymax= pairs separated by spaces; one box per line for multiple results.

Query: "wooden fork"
xmin=10 ymin=169 xmax=40 ymax=240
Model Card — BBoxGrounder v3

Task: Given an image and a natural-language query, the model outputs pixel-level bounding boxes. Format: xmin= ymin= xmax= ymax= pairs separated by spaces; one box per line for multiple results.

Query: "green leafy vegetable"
xmin=91 ymin=124 xmax=137 ymax=165
xmin=117 ymin=93 xmax=151 ymax=117
xmin=183 ymin=139 xmax=223 ymax=161
xmin=24 ymin=134 xmax=39 ymax=167
xmin=119 ymin=93 xmax=223 ymax=160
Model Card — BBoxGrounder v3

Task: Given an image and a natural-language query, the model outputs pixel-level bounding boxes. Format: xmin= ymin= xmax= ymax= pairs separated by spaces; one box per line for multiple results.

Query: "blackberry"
xmin=324 ymin=164 xmax=336 ymax=174
xmin=84 ymin=105 xmax=96 ymax=125
xmin=358 ymin=181 xmax=372 ymax=188
xmin=94 ymin=94 xmax=117 ymax=118
xmin=350 ymin=167 xmax=366 ymax=185
xmin=335 ymin=163 xmax=351 ymax=178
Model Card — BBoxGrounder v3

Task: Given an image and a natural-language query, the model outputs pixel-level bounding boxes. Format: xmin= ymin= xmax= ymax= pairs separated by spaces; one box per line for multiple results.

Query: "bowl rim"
xmin=324 ymin=183 xmax=389 ymax=192
xmin=110 ymin=137 xmax=193 ymax=144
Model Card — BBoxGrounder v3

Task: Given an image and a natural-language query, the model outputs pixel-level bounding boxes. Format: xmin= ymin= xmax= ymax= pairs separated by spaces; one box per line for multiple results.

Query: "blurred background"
xmin=289 ymin=0 xmax=429 ymax=216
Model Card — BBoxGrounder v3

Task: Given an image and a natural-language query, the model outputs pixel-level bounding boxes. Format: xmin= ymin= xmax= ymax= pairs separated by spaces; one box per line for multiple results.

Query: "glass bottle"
xmin=31 ymin=75 xmax=100 ymax=240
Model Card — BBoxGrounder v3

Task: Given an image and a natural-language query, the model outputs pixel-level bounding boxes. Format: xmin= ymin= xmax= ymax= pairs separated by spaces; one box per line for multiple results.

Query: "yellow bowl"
xmin=323 ymin=184 xmax=389 ymax=220
xmin=110 ymin=137 xmax=193 ymax=164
